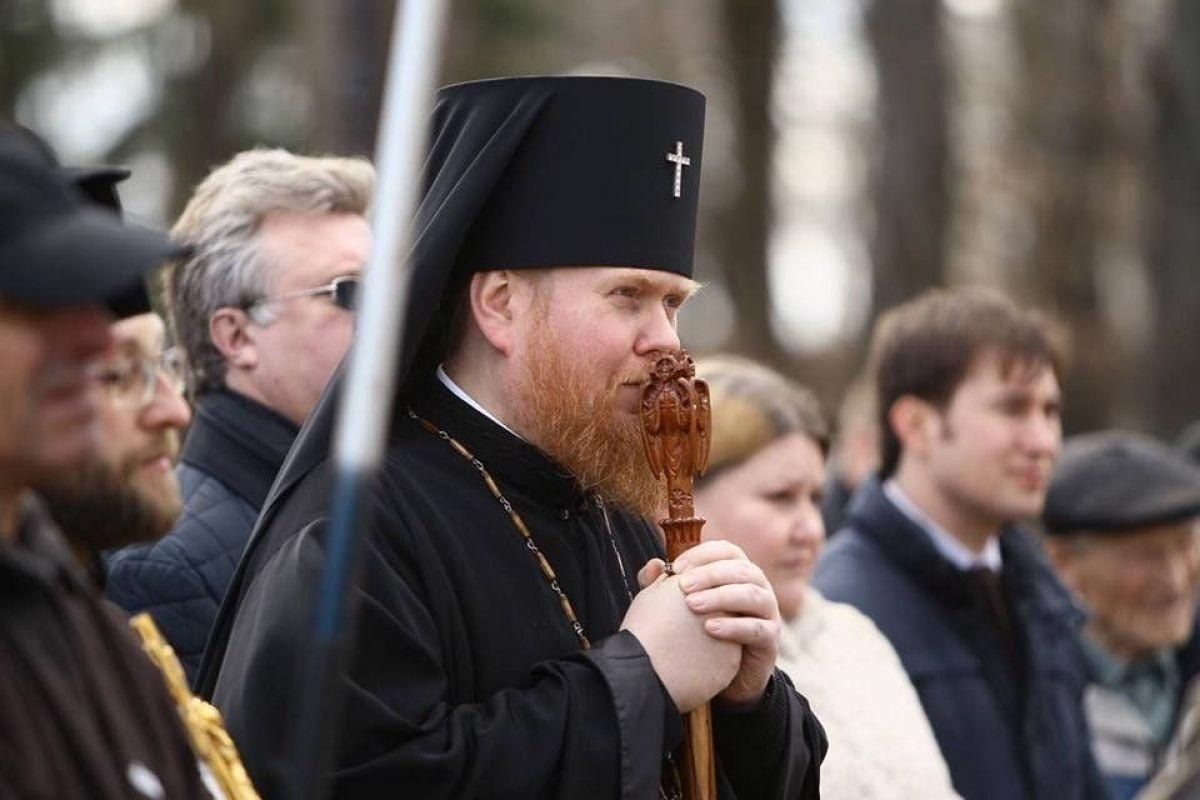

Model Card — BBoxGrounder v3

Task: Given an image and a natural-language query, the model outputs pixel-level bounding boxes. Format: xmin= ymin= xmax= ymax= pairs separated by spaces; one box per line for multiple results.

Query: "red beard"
xmin=511 ymin=319 xmax=665 ymax=522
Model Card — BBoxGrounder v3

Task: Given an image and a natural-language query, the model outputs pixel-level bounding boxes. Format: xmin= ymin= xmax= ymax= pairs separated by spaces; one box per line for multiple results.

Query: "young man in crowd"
xmin=199 ymin=75 xmax=826 ymax=798
xmin=1043 ymin=431 xmax=1200 ymax=799
xmin=106 ymin=149 xmax=374 ymax=681
xmin=814 ymin=287 xmax=1106 ymax=799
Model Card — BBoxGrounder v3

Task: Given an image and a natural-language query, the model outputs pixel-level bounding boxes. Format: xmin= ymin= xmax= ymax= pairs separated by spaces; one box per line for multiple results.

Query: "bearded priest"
xmin=198 ymin=75 xmax=827 ymax=799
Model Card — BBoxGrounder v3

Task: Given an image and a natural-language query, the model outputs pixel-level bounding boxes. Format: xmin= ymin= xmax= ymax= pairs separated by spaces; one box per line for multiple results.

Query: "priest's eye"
xmin=611 ymin=286 xmax=640 ymax=301
xmin=664 ymin=294 xmax=686 ymax=311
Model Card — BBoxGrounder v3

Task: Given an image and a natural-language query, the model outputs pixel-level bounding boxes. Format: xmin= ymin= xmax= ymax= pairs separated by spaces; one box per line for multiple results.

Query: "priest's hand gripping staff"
xmin=640 ymin=349 xmax=716 ymax=800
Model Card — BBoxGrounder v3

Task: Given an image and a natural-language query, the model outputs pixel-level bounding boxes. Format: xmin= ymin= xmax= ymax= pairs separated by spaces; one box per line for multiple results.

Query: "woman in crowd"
xmin=693 ymin=355 xmax=961 ymax=799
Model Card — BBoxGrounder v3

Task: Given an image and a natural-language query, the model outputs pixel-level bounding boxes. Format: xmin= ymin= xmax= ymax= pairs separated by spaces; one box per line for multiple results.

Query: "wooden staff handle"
xmin=664 ymin=517 xmax=718 ymax=800
xmin=641 ymin=349 xmax=716 ymax=800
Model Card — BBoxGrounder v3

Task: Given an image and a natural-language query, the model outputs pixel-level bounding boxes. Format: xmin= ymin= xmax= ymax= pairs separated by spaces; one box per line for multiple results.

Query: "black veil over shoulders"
xmin=196 ymin=76 xmax=707 ymax=695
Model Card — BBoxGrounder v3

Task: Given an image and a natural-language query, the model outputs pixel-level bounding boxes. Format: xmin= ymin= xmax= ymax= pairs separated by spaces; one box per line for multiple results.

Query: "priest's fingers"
xmin=670 ymin=540 xmax=747 ymax=573
xmin=676 ymin=557 xmax=768 ymax=596
xmin=703 ymin=615 xmax=781 ymax=650
xmin=706 ymin=612 xmax=781 ymax=707
xmin=637 ymin=558 xmax=668 ymax=588
xmin=714 ymin=645 xmax=779 ymax=709
xmin=684 ymin=582 xmax=778 ymax=620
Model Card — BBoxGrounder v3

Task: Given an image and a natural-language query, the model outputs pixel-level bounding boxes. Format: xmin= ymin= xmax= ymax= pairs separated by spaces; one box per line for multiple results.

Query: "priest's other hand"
xmin=668 ymin=540 xmax=783 ymax=710
xmin=621 ymin=572 xmax=741 ymax=713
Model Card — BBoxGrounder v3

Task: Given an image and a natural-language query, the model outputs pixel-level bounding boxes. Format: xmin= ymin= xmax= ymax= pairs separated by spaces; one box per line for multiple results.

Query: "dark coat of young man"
xmin=0 ymin=127 xmax=210 ymax=799
xmin=813 ymin=288 xmax=1107 ymax=800
xmin=197 ymin=76 xmax=827 ymax=799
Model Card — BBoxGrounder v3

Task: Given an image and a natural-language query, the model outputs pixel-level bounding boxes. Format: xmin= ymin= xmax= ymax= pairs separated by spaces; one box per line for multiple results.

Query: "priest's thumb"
xmin=637 ymin=558 xmax=668 ymax=588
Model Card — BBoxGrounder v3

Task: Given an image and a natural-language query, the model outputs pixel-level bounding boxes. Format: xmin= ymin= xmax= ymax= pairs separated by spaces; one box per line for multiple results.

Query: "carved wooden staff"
xmin=640 ymin=349 xmax=716 ymax=800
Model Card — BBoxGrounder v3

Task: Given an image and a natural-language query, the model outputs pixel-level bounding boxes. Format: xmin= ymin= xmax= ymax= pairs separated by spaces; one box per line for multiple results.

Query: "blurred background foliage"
xmin=3 ymin=0 xmax=1199 ymax=439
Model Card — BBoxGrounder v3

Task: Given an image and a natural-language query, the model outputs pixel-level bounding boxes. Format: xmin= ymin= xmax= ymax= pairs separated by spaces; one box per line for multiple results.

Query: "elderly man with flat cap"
xmin=0 ymin=127 xmax=211 ymax=798
xmin=198 ymin=76 xmax=826 ymax=799
xmin=1043 ymin=430 xmax=1200 ymax=800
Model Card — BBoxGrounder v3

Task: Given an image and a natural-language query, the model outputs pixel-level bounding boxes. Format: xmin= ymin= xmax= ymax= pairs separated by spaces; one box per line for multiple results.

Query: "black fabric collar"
xmin=847 ymin=477 xmax=1080 ymax=622
xmin=181 ymin=389 xmax=299 ymax=510
xmin=408 ymin=374 xmax=592 ymax=512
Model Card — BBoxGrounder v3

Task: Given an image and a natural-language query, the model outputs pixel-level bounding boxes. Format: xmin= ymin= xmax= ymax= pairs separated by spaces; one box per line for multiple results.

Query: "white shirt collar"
xmin=883 ymin=479 xmax=1003 ymax=572
xmin=435 ymin=364 xmax=523 ymax=439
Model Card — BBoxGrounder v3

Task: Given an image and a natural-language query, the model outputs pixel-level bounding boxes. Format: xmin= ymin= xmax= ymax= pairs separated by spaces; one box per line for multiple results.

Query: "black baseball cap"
xmin=0 ymin=126 xmax=184 ymax=314
xmin=10 ymin=125 xmax=131 ymax=214
xmin=58 ymin=164 xmax=131 ymax=213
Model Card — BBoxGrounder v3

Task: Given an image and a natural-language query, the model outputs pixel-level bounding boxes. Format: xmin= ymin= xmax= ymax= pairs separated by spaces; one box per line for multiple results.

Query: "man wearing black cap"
xmin=198 ymin=76 xmax=826 ymax=798
xmin=0 ymin=127 xmax=210 ymax=798
xmin=18 ymin=134 xmax=195 ymax=584
xmin=1044 ymin=431 xmax=1200 ymax=800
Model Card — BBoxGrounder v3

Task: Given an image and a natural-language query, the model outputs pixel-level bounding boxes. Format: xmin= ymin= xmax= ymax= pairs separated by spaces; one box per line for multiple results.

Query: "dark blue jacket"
xmin=106 ymin=390 xmax=297 ymax=684
xmin=813 ymin=478 xmax=1108 ymax=800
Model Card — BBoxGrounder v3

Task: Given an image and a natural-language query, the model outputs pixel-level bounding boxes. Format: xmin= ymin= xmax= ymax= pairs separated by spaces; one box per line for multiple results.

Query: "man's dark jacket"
xmin=813 ymin=477 xmax=1108 ymax=800
xmin=106 ymin=389 xmax=297 ymax=683
xmin=0 ymin=494 xmax=209 ymax=798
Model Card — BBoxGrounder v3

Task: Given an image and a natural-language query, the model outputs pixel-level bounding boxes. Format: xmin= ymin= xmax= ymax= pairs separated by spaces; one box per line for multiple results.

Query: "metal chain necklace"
xmin=407 ymin=408 xmax=684 ymax=800
xmin=408 ymin=408 xmax=592 ymax=647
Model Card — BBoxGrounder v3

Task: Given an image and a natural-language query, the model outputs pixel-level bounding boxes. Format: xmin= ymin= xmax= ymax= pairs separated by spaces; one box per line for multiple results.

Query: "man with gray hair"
xmin=107 ymin=148 xmax=374 ymax=681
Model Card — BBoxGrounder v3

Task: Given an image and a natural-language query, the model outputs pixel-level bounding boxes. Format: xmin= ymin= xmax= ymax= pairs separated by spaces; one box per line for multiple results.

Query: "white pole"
xmin=337 ymin=0 xmax=449 ymax=472
xmin=292 ymin=2 xmax=448 ymax=797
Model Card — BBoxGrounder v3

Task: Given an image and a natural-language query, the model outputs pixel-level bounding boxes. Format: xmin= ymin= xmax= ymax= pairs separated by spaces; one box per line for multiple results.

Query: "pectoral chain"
xmin=407 ymin=408 xmax=683 ymax=799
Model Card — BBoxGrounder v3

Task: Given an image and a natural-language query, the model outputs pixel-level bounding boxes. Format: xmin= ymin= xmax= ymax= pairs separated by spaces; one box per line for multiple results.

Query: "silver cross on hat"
xmin=666 ymin=141 xmax=691 ymax=199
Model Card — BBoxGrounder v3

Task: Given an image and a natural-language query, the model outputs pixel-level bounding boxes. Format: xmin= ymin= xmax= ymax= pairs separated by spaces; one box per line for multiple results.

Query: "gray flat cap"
xmin=1044 ymin=430 xmax=1200 ymax=535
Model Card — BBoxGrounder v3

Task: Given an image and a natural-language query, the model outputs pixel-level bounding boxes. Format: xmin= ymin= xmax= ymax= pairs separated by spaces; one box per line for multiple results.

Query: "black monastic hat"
xmin=1043 ymin=430 xmax=1200 ymax=535
xmin=0 ymin=126 xmax=182 ymax=315
xmin=261 ymin=74 xmax=707 ymax=518
xmin=403 ymin=75 xmax=704 ymax=384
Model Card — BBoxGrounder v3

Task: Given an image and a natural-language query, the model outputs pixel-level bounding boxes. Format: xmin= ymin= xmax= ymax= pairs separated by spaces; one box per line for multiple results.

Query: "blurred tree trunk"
xmin=712 ymin=0 xmax=783 ymax=366
xmin=1146 ymin=0 xmax=1200 ymax=438
xmin=865 ymin=0 xmax=949 ymax=316
xmin=0 ymin=4 xmax=63 ymax=118
xmin=302 ymin=0 xmax=564 ymax=152
xmin=162 ymin=0 xmax=278 ymax=216
xmin=304 ymin=0 xmax=393 ymax=155
xmin=1008 ymin=0 xmax=1128 ymax=433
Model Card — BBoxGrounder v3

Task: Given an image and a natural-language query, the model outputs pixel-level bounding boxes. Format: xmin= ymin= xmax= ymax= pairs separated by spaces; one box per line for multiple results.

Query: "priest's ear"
xmin=467 ymin=269 xmax=539 ymax=357
xmin=209 ymin=306 xmax=260 ymax=370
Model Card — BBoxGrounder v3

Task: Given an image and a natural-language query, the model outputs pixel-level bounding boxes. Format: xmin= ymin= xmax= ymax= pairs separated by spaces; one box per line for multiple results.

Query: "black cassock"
xmin=202 ymin=377 xmax=826 ymax=798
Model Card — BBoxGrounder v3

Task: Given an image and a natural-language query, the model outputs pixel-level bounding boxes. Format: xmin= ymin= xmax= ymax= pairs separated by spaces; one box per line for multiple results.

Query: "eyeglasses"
xmin=247 ymin=275 xmax=360 ymax=313
xmin=91 ymin=346 xmax=187 ymax=409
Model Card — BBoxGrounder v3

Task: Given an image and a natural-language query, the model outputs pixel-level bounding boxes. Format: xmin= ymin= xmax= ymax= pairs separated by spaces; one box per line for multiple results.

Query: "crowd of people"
xmin=3 ymin=73 xmax=1200 ymax=800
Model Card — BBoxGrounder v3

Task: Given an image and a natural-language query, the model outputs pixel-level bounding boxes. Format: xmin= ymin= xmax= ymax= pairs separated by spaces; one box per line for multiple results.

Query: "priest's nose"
xmin=634 ymin=308 xmax=681 ymax=356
